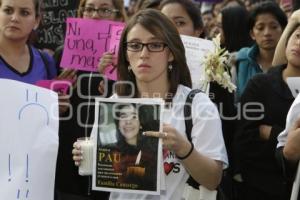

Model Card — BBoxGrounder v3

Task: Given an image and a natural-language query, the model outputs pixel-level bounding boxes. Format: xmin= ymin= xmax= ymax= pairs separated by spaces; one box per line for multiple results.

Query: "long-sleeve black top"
xmin=234 ymin=65 xmax=294 ymax=199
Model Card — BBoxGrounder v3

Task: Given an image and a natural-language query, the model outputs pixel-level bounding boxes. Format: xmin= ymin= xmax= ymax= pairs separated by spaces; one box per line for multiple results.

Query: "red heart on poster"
xmin=164 ymin=162 xmax=174 ymax=175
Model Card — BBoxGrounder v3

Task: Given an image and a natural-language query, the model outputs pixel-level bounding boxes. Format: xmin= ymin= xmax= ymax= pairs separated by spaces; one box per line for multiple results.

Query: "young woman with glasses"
xmin=73 ymin=9 xmax=228 ymax=200
xmin=54 ymin=1 xmax=127 ymax=200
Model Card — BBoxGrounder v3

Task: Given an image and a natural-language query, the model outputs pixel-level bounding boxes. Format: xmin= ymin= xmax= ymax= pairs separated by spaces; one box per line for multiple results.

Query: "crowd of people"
xmin=1 ymin=0 xmax=300 ymax=199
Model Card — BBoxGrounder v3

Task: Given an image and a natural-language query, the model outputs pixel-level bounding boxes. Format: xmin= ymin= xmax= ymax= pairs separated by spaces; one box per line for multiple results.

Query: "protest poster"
xmin=92 ymin=98 xmax=164 ymax=195
xmin=0 ymin=79 xmax=59 ymax=200
xmin=287 ymin=77 xmax=300 ymax=98
xmin=180 ymin=35 xmax=214 ymax=90
xmin=35 ymin=79 xmax=73 ymax=95
xmin=36 ymin=0 xmax=80 ymax=51
xmin=60 ymin=18 xmax=125 ymax=79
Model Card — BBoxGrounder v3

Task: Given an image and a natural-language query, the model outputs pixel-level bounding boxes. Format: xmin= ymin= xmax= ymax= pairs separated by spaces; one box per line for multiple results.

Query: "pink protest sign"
xmin=102 ymin=24 xmax=123 ymax=81
xmin=35 ymin=80 xmax=72 ymax=95
xmin=60 ymin=18 xmax=124 ymax=73
xmin=108 ymin=25 xmax=123 ymax=64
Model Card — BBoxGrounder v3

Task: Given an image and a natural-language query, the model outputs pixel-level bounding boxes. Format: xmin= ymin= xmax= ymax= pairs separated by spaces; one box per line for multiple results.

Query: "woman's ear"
xmin=168 ymin=52 xmax=174 ymax=62
xmin=194 ymin=27 xmax=204 ymax=38
xmin=34 ymin=16 xmax=41 ymax=30
xmin=125 ymin=52 xmax=129 ymax=62
xmin=250 ymin=30 xmax=256 ymax=41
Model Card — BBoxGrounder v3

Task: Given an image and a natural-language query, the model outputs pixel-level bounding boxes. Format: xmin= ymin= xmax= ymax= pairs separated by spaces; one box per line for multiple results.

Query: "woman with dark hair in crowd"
xmin=160 ymin=0 xmax=204 ymax=38
xmin=236 ymin=1 xmax=287 ymax=99
xmin=208 ymin=5 xmax=253 ymax=199
xmin=54 ymin=1 xmax=127 ymax=200
xmin=215 ymin=5 xmax=253 ymax=52
xmin=0 ymin=0 xmax=57 ymax=83
xmin=73 ymin=9 xmax=228 ymax=200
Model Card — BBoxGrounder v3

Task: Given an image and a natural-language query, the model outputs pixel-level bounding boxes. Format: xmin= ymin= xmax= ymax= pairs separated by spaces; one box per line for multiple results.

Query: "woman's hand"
xmin=98 ymin=52 xmax=115 ymax=74
xmin=144 ymin=123 xmax=222 ymax=190
xmin=98 ymin=80 xmax=106 ymax=95
xmin=259 ymin=124 xmax=272 ymax=140
xmin=72 ymin=141 xmax=83 ymax=166
xmin=58 ymin=93 xmax=70 ymax=115
xmin=57 ymin=69 xmax=77 ymax=89
xmin=284 ymin=118 xmax=300 ymax=161
xmin=57 ymin=69 xmax=77 ymax=80
xmin=143 ymin=123 xmax=192 ymax=157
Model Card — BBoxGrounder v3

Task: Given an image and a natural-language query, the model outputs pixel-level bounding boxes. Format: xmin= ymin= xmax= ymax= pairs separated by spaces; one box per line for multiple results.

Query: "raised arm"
xmin=272 ymin=9 xmax=300 ymax=66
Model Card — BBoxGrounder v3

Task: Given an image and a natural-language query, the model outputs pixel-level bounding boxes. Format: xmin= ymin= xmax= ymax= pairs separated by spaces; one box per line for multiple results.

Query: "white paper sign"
xmin=0 ymin=79 xmax=59 ymax=200
xmin=181 ymin=35 xmax=214 ymax=90
xmin=287 ymin=77 xmax=300 ymax=98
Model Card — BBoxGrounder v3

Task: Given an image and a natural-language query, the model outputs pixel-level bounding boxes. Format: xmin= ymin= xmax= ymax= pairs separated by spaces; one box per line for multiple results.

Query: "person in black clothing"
xmin=54 ymin=0 xmax=127 ymax=200
xmin=234 ymin=21 xmax=300 ymax=200
xmin=276 ymin=21 xmax=300 ymax=200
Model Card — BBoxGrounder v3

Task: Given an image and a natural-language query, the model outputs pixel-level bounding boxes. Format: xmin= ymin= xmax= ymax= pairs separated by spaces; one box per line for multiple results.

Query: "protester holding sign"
xmin=73 ymin=9 xmax=228 ymax=200
xmin=54 ymin=0 xmax=127 ymax=200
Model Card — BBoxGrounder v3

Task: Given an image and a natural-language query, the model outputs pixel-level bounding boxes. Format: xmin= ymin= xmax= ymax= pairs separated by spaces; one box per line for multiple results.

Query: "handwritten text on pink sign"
xmin=61 ymin=18 xmax=124 ymax=72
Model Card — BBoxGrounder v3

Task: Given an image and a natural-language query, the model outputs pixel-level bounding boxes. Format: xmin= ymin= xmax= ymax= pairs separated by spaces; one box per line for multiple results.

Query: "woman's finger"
xmin=143 ymin=131 xmax=168 ymax=138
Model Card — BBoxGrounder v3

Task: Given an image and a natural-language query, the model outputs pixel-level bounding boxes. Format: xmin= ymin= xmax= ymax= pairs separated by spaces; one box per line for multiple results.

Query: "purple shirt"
xmin=0 ymin=45 xmax=57 ymax=84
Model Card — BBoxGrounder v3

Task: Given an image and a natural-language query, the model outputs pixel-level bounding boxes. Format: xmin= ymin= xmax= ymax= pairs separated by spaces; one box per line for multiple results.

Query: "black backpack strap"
xmin=184 ymin=89 xmax=202 ymax=189
xmin=183 ymin=89 xmax=228 ymax=200
xmin=184 ymin=89 xmax=202 ymax=141
xmin=38 ymin=50 xmax=51 ymax=79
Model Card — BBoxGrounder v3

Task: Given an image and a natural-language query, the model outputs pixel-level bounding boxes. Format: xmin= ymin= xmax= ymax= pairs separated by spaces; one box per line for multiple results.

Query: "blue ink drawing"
xmin=18 ymin=89 xmax=50 ymax=126
xmin=26 ymin=154 xmax=29 ymax=183
xmin=10 ymin=154 xmax=30 ymax=199
xmin=8 ymin=154 xmax=11 ymax=182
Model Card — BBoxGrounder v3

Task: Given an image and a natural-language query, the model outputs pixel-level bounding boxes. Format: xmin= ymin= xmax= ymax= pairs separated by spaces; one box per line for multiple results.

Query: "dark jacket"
xmin=54 ymin=46 xmax=110 ymax=199
xmin=234 ymin=65 xmax=294 ymax=200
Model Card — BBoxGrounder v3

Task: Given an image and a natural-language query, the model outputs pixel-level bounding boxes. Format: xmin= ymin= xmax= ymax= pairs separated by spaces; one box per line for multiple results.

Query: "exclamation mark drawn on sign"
xmin=8 ymin=154 xmax=11 ymax=182
xmin=17 ymin=189 xmax=20 ymax=199
xmin=26 ymin=154 xmax=29 ymax=182
xmin=26 ymin=154 xmax=30 ymax=198
xmin=26 ymin=189 xmax=29 ymax=198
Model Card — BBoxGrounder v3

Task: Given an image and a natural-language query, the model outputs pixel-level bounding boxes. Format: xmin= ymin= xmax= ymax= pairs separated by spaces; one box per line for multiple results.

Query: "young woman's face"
xmin=0 ymin=0 xmax=39 ymax=41
xmin=286 ymin=26 xmax=300 ymax=68
xmin=118 ymin=105 xmax=140 ymax=142
xmin=216 ymin=13 xmax=224 ymax=44
xmin=82 ymin=0 xmax=117 ymax=20
xmin=250 ymin=13 xmax=283 ymax=51
xmin=126 ymin=24 xmax=174 ymax=85
xmin=202 ymin=12 xmax=213 ymax=29
xmin=161 ymin=3 xmax=201 ymax=37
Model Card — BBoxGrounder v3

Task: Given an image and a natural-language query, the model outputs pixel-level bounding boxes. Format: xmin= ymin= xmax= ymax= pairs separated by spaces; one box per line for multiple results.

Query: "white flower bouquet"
xmin=203 ymin=34 xmax=236 ymax=93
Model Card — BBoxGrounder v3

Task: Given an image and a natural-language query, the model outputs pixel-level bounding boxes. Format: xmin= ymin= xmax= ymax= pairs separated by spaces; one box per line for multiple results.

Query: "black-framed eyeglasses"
xmin=126 ymin=42 xmax=168 ymax=52
xmin=81 ymin=7 xmax=119 ymax=17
